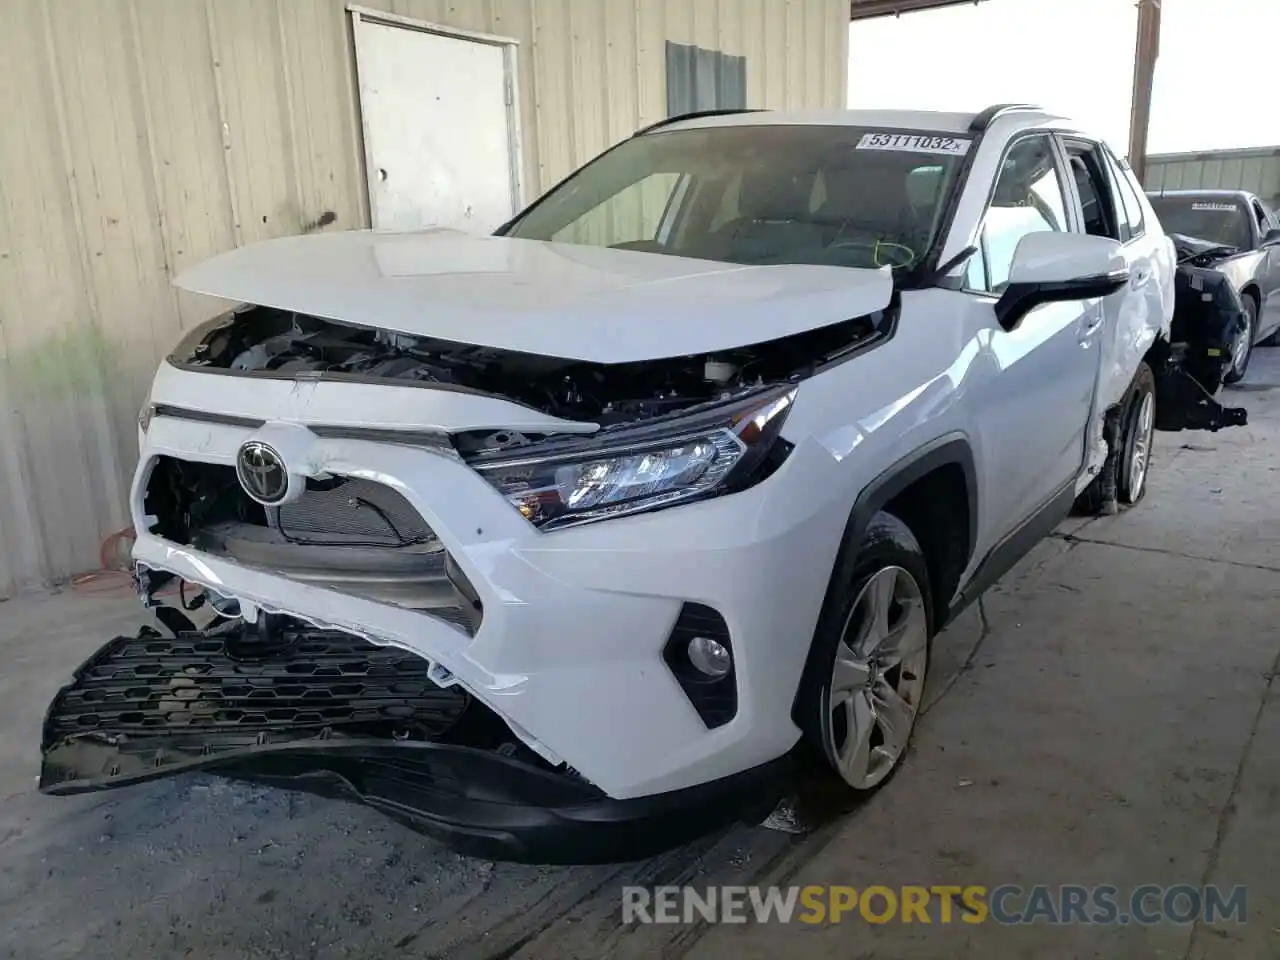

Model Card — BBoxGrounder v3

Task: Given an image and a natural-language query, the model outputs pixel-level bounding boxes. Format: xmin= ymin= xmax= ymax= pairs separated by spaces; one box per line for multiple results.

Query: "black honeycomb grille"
xmin=145 ymin=457 xmax=435 ymax=548
xmin=276 ymin=477 xmax=435 ymax=545
xmin=43 ymin=626 xmax=468 ymax=745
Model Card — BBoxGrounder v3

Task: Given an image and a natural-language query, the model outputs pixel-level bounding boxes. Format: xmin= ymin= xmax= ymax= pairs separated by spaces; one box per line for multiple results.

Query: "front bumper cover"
xmin=39 ymin=622 xmax=789 ymax=863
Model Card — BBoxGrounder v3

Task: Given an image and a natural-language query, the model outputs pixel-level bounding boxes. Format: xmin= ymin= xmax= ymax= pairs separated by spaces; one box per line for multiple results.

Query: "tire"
xmin=1074 ymin=361 xmax=1156 ymax=514
xmin=1116 ymin=361 xmax=1157 ymax=506
xmin=1224 ymin=294 xmax=1257 ymax=384
xmin=795 ymin=511 xmax=933 ymax=795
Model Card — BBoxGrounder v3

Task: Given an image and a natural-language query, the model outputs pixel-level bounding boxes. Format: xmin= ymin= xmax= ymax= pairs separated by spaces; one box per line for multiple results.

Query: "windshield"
xmin=502 ymin=125 xmax=970 ymax=271
xmin=1149 ymin=196 xmax=1253 ymax=249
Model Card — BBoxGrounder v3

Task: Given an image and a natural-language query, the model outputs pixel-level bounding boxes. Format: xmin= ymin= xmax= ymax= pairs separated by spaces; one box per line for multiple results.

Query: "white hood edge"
xmin=174 ymin=229 xmax=895 ymax=364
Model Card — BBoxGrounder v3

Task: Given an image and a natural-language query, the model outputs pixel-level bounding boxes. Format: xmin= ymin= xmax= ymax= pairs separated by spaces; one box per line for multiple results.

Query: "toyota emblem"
xmin=236 ymin=441 xmax=289 ymax=505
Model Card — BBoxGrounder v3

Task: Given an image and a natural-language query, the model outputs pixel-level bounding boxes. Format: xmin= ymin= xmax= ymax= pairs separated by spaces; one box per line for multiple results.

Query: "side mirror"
xmin=1262 ymin=227 xmax=1280 ymax=246
xmin=995 ymin=232 xmax=1129 ymax=332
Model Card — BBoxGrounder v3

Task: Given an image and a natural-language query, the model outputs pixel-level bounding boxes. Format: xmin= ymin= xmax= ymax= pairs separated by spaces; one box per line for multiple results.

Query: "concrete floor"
xmin=2 ymin=351 xmax=1278 ymax=960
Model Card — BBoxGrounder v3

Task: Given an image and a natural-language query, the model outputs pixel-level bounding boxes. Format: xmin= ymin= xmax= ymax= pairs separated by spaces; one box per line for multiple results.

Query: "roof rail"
xmin=633 ymin=108 xmax=766 ymax=137
xmin=968 ymin=103 xmax=1044 ymax=133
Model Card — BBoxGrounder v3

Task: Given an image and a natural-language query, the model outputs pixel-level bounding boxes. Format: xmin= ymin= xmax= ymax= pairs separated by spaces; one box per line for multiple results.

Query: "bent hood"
xmin=1169 ymin=232 xmax=1240 ymax=261
xmin=174 ymin=228 xmax=893 ymax=364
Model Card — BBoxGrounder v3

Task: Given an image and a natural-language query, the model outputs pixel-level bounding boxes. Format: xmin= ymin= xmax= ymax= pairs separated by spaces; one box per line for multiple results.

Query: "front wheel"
xmin=797 ymin=512 xmax=932 ymax=793
xmin=1224 ymin=296 xmax=1257 ymax=384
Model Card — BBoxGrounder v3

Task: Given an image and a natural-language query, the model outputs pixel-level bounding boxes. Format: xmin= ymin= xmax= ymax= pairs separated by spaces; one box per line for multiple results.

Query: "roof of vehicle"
xmin=654 ymin=105 xmax=1069 ymax=138
xmin=1146 ymin=188 xmax=1258 ymax=202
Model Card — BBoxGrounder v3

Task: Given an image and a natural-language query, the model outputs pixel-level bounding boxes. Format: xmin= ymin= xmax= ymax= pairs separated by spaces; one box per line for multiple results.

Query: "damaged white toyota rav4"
xmin=41 ymin=105 xmax=1245 ymax=863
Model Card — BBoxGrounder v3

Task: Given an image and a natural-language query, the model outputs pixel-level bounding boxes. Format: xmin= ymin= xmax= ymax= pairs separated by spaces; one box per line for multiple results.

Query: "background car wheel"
xmin=797 ymin=512 xmax=932 ymax=794
xmin=1224 ymin=295 xmax=1257 ymax=384
xmin=1117 ymin=361 xmax=1156 ymax=505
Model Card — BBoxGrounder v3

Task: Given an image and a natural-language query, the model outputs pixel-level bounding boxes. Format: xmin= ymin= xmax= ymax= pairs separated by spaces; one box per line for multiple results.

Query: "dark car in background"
xmin=1147 ymin=189 xmax=1280 ymax=381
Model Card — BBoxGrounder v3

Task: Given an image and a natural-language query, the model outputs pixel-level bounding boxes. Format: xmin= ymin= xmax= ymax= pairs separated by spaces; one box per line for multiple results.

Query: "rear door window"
xmin=1062 ymin=141 xmax=1121 ymax=241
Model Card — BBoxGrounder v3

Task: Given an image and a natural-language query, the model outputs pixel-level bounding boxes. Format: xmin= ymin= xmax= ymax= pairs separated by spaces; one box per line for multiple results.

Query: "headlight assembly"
xmin=470 ymin=386 xmax=796 ymax=529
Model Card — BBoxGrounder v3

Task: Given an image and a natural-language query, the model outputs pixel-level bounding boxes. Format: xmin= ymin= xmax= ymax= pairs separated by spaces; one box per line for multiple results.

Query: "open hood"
xmin=1169 ymin=232 xmax=1240 ymax=264
xmin=174 ymin=229 xmax=894 ymax=364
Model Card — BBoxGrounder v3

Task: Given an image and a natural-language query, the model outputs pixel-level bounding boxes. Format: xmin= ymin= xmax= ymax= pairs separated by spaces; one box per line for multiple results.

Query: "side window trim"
xmin=958 ymin=131 xmax=1071 ymax=296
xmin=965 ymin=229 xmax=992 ymax=293
xmin=1048 ymin=134 xmax=1085 ymax=234
xmin=1106 ymin=156 xmax=1133 ymax=244
xmin=1102 ymin=143 xmax=1145 ymax=243
xmin=1105 ymin=147 xmax=1146 ymax=244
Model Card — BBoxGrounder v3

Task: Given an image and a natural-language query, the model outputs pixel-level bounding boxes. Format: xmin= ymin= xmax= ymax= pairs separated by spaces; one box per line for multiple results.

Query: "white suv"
xmin=43 ymin=105 xmax=1197 ymax=863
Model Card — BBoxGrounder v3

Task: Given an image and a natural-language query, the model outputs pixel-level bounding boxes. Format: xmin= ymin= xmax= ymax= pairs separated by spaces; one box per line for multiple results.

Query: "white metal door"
xmin=351 ymin=9 xmax=522 ymax=233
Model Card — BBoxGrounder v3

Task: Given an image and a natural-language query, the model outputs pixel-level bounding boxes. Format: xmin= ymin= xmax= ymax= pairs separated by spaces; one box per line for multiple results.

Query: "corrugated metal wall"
xmin=665 ymin=41 xmax=748 ymax=115
xmin=0 ymin=0 xmax=849 ymax=598
xmin=1145 ymin=146 xmax=1280 ymax=209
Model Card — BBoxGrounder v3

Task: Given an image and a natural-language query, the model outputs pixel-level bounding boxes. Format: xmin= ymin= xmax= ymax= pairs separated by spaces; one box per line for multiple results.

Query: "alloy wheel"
xmin=1128 ymin=391 xmax=1155 ymax=501
xmin=1230 ymin=300 xmax=1256 ymax=381
xmin=1232 ymin=325 xmax=1250 ymax=374
xmin=824 ymin=565 xmax=929 ymax=790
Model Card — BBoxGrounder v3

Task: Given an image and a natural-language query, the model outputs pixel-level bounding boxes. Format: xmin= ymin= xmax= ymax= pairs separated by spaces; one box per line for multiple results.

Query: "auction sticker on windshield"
xmin=857 ymin=133 xmax=971 ymax=155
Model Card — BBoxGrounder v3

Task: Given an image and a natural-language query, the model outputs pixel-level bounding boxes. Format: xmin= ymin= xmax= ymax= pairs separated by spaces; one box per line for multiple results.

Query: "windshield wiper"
xmin=909 ymin=244 xmax=978 ymax=288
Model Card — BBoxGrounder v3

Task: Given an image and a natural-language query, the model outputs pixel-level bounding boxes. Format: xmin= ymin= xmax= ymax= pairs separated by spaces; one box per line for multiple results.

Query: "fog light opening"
xmin=687 ymin=635 xmax=732 ymax=678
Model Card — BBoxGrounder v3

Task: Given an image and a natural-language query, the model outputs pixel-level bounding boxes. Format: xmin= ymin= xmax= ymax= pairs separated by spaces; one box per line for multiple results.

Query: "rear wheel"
xmin=1075 ymin=361 xmax=1156 ymax=514
xmin=1224 ymin=295 xmax=1257 ymax=384
xmin=797 ymin=512 xmax=932 ymax=793
xmin=1117 ymin=362 xmax=1157 ymax=505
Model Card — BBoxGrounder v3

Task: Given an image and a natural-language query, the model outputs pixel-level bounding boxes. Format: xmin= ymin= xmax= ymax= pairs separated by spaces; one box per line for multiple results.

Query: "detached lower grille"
xmin=43 ymin=624 xmax=469 ymax=747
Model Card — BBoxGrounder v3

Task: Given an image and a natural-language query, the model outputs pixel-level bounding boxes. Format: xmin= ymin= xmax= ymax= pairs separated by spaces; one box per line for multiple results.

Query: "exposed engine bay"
xmin=143 ymin=301 xmax=888 ymax=627
xmin=1171 ymin=232 xmax=1244 ymax=269
xmin=176 ymin=304 xmax=884 ymax=430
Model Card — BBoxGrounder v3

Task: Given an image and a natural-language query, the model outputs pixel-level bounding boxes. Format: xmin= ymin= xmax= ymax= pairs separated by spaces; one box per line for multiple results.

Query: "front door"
xmin=351 ymin=10 xmax=522 ymax=234
xmin=965 ymin=134 xmax=1104 ymax=536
